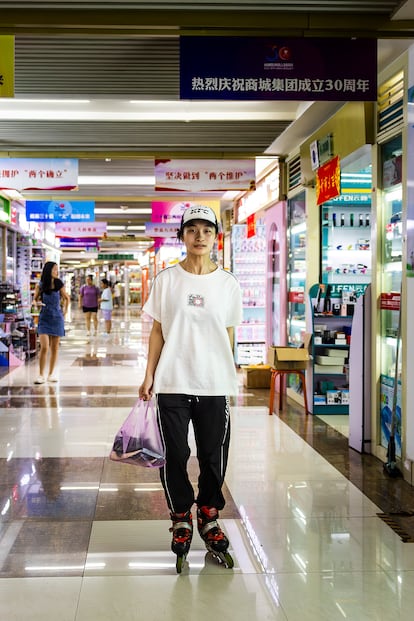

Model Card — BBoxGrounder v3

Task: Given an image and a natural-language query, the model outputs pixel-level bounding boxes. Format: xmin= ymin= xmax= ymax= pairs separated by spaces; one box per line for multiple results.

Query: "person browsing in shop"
xmin=33 ymin=261 xmax=70 ymax=384
xmin=138 ymin=204 xmax=242 ymax=569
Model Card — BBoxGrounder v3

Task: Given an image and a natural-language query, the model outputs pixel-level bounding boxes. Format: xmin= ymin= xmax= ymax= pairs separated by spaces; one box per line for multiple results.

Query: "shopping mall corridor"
xmin=0 ymin=306 xmax=414 ymax=621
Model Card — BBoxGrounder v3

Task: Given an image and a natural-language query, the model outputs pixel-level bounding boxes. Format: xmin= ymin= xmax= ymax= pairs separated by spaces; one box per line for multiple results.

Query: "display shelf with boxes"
xmin=0 ymin=282 xmax=37 ymax=366
xmin=29 ymin=245 xmax=45 ymax=322
xmin=309 ymin=282 xmax=363 ymax=414
xmin=232 ymin=223 xmax=266 ymax=365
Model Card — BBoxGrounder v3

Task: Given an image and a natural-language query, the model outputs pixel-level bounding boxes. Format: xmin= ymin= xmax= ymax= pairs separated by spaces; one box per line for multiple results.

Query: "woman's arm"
xmin=138 ymin=320 xmax=164 ymax=400
xmin=60 ymin=286 xmax=70 ymax=316
xmin=33 ymin=284 xmax=43 ymax=307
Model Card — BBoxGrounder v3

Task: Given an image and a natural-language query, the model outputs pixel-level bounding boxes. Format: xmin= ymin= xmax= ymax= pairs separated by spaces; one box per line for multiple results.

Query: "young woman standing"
xmin=139 ymin=205 xmax=242 ymax=571
xmin=33 ymin=261 xmax=70 ymax=384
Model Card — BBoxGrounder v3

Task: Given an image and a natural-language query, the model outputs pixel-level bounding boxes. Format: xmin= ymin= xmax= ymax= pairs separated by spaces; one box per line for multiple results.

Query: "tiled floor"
xmin=1 ymin=307 xmax=414 ymax=620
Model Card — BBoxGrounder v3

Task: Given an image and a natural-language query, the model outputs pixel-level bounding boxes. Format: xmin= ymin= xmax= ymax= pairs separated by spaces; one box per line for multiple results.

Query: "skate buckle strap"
xmin=171 ymin=521 xmax=193 ymax=533
xmin=200 ymin=519 xmax=219 ymax=537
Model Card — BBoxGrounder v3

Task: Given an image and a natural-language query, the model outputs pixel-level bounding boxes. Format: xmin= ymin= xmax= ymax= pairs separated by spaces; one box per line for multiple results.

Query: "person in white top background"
xmin=139 ymin=204 xmax=242 ymax=572
xmin=99 ymin=278 xmax=113 ymax=336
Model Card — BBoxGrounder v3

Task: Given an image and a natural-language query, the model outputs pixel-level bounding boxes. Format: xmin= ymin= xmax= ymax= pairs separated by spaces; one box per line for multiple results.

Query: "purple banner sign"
xmin=180 ymin=37 xmax=377 ymax=101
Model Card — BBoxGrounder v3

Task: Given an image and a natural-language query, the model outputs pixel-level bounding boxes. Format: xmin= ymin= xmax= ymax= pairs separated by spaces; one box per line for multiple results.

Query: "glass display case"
xmin=287 ymin=192 xmax=306 ymax=346
xmin=379 ymin=136 xmax=403 ymax=455
xmin=321 ymin=207 xmax=372 ymax=286
xmin=232 ymin=223 xmax=266 ymax=365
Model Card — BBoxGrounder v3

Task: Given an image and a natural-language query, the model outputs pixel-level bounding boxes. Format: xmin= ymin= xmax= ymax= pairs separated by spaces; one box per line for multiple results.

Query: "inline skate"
xmin=197 ymin=506 xmax=234 ymax=568
xmin=170 ymin=510 xmax=193 ymax=573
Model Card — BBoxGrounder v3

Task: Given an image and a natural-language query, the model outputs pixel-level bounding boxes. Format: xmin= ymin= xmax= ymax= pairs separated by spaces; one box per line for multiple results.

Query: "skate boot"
xmin=197 ymin=506 xmax=234 ymax=568
xmin=170 ymin=511 xmax=193 ymax=573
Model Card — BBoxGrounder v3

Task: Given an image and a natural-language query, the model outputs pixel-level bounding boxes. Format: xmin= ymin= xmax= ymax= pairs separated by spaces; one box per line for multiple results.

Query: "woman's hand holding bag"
xmin=109 ymin=397 xmax=165 ymax=468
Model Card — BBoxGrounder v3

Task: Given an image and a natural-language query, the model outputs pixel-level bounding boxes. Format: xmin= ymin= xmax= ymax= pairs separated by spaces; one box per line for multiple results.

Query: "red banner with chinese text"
xmin=316 ymin=155 xmax=341 ymax=206
xmin=247 ymin=213 xmax=256 ymax=238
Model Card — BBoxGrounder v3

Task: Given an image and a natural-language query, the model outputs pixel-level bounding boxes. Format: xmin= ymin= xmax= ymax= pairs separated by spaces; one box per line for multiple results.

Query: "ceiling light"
xmin=78 ymin=175 xmax=155 ymax=186
xmin=94 ymin=208 xmax=152 ymax=215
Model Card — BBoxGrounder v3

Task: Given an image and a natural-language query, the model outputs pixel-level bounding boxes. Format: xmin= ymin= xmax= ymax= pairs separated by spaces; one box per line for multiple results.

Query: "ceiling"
xmin=0 ymin=0 xmax=413 ymax=262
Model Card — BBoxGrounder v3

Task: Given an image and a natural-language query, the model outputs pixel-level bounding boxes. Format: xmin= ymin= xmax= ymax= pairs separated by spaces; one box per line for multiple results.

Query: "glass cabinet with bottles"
xmin=379 ymin=136 xmax=403 ymax=456
xmin=232 ymin=223 xmax=266 ymax=365
xmin=287 ymin=192 xmax=306 ymax=346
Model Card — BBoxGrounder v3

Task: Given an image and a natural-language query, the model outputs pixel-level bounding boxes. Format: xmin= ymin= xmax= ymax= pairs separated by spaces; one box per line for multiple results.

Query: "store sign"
xmin=145 ymin=222 xmax=180 ymax=238
xmin=0 ymin=36 xmax=14 ymax=98
xmin=288 ymin=289 xmax=305 ymax=303
xmin=26 ymin=200 xmax=95 ymax=222
xmin=59 ymin=237 xmax=99 ymax=248
xmin=0 ymin=158 xmax=78 ymax=191
xmin=316 ymin=156 xmax=341 ymax=206
xmin=380 ymin=292 xmax=401 ymax=311
xmin=0 ymin=196 xmax=10 ymax=222
xmin=55 ymin=221 xmax=107 ymax=238
xmin=151 ymin=200 xmax=220 ymax=223
xmin=155 ymin=159 xmax=255 ymax=192
xmin=180 ymin=37 xmax=377 ymax=101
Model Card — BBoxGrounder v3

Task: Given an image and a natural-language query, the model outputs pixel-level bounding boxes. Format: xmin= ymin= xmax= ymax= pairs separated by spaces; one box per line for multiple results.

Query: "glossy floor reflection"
xmin=0 ymin=307 xmax=414 ymax=620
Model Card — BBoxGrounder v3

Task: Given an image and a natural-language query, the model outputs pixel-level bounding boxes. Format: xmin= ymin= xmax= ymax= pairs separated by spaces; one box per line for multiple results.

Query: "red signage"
xmin=288 ymin=290 xmax=305 ymax=303
xmin=380 ymin=292 xmax=401 ymax=311
xmin=316 ymin=155 xmax=341 ymax=206
xmin=246 ymin=213 xmax=256 ymax=238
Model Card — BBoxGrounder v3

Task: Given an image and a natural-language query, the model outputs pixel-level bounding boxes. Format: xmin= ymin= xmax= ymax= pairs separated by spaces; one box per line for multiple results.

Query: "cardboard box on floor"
xmin=242 ymin=364 xmax=272 ymax=388
xmin=267 ymin=335 xmax=311 ymax=371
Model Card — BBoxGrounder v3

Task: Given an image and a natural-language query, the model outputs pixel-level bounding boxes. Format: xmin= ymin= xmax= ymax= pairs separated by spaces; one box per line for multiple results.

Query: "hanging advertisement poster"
xmin=316 ymin=156 xmax=341 ymax=206
xmin=0 ymin=158 xmax=78 ymax=191
xmin=155 ymin=159 xmax=255 ymax=192
xmin=151 ymin=200 xmax=220 ymax=224
xmin=180 ymin=37 xmax=377 ymax=101
xmin=55 ymin=221 xmax=107 ymax=238
xmin=26 ymin=200 xmax=95 ymax=222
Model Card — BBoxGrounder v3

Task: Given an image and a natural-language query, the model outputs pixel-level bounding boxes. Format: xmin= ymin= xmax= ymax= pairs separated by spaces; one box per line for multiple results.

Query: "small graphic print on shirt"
xmin=188 ymin=293 xmax=204 ymax=308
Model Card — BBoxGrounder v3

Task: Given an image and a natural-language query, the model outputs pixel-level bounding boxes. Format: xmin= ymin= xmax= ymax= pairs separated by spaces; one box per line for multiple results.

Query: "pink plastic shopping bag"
xmin=109 ymin=398 xmax=165 ymax=468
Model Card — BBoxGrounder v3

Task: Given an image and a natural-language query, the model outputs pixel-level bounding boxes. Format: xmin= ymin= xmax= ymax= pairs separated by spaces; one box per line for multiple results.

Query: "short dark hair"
xmin=101 ymin=278 xmax=109 ymax=286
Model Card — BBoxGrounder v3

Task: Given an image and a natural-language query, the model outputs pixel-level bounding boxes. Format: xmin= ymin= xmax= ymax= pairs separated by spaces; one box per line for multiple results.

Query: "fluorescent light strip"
xmin=79 ymin=175 xmax=155 ymax=186
xmin=95 ymin=208 xmax=152 ymax=215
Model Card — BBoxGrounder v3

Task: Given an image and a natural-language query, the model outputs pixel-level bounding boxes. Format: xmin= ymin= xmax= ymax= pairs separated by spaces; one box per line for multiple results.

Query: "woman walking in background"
xmin=33 ymin=261 xmax=70 ymax=384
xmin=78 ymin=274 xmax=100 ymax=336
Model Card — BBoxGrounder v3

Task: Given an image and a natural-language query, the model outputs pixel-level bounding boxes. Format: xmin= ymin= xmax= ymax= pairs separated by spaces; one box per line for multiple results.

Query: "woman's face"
xmin=182 ymin=221 xmax=216 ymax=257
xmin=51 ymin=264 xmax=59 ymax=278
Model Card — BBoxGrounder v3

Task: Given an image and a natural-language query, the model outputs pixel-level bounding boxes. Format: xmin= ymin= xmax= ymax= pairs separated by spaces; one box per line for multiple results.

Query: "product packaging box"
xmin=314 ymin=394 xmax=326 ymax=405
xmin=326 ymin=390 xmax=343 ymax=404
xmin=341 ymin=389 xmax=350 ymax=404
xmin=267 ymin=346 xmax=309 ymax=370
xmin=316 ymin=355 xmax=347 ymax=365
xmin=323 ymin=348 xmax=348 ymax=359
xmin=243 ymin=365 xmax=272 ymax=388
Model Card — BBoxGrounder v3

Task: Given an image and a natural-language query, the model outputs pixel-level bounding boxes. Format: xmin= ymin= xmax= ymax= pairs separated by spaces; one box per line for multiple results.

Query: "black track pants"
xmin=156 ymin=393 xmax=230 ymax=514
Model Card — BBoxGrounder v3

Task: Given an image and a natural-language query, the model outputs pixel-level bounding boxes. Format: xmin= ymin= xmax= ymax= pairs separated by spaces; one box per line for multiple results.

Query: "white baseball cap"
xmin=181 ymin=205 xmax=218 ymax=227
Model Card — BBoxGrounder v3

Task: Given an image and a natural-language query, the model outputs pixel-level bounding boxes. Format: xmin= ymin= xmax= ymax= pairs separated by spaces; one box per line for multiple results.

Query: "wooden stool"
xmin=268 ymin=368 xmax=309 ymax=415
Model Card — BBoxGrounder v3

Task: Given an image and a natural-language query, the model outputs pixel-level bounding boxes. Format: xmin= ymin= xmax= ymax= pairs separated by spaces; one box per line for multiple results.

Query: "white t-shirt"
xmin=100 ymin=287 xmax=113 ymax=310
xmin=143 ymin=264 xmax=242 ymax=396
